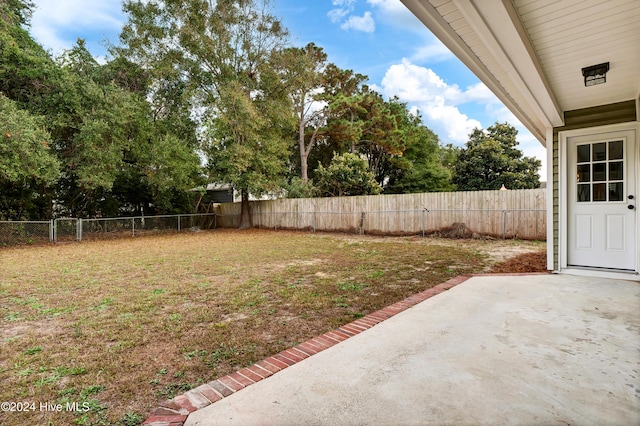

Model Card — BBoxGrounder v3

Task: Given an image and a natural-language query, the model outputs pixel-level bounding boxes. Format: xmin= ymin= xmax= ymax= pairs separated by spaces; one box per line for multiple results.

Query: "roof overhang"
xmin=401 ymin=0 xmax=563 ymax=146
xmin=404 ymin=0 xmax=640 ymax=146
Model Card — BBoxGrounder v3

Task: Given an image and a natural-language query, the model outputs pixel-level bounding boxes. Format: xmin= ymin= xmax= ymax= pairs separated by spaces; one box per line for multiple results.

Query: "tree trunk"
xmin=300 ymin=148 xmax=309 ymax=184
xmin=299 ymin=105 xmax=309 ymax=184
xmin=300 ymin=124 xmax=320 ymax=185
xmin=239 ymin=190 xmax=252 ymax=229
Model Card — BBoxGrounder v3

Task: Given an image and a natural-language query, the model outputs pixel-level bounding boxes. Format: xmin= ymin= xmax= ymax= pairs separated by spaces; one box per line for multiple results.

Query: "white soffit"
xmin=516 ymin=0 xmax=640 ymax=112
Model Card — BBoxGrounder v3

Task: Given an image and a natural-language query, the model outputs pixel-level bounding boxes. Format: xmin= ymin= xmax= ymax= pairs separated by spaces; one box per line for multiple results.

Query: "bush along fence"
xmin=215 ymin=188 xmax=547 ymax=240
xmin=0 ymin=213 xmax=217 ymax=246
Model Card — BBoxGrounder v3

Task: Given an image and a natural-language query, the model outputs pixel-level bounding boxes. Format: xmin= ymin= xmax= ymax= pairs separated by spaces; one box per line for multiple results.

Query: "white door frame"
xmin=558 ymin=121 xmax=640 ymax=279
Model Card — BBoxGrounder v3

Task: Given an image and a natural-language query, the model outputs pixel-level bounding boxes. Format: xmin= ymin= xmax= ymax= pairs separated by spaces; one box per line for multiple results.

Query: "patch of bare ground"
xmin=488 ymin=250 xmax=548 ymax=273
xmin=0 ymin=228 xmax=544 ymax=425
xmin=326 ymin=232 xmax=545 ymax=272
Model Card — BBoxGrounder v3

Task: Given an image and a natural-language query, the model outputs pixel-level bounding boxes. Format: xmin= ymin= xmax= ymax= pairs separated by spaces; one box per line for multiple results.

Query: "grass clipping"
xmin=0 ymin=229 xmax=542 ymax=425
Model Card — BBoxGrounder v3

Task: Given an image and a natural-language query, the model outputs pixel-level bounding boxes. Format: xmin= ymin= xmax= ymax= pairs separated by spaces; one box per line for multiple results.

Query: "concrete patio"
xmin=145 ymin=273 xmax=640 ymax=426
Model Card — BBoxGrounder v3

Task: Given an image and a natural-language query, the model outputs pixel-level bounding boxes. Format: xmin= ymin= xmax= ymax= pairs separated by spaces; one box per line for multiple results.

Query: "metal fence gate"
xmin=53 ymin=218 xmax=80 ymax=242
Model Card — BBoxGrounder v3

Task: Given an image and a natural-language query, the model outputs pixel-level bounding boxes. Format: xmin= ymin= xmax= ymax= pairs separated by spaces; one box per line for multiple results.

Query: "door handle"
xmin=629 ymin=205 xmax=636 ymax=210
xmin=629 ymin=195 xmax=635 ymax=200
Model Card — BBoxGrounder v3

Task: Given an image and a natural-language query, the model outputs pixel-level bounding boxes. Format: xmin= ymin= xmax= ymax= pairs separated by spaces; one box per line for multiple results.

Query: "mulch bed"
xmin=489 ymin=251 xmax=548 ymax=273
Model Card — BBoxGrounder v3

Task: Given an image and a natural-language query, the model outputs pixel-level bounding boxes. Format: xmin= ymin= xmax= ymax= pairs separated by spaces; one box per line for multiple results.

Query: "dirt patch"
xmin=488 ymin=250 xmax=548 ymax=273
xmin=2 ymin=319 xmax=65 ymax=340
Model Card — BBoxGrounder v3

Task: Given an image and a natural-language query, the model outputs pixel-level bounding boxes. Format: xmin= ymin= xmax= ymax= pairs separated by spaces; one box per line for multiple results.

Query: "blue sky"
xmin=29 ymin=0 xmax=547 ymax=178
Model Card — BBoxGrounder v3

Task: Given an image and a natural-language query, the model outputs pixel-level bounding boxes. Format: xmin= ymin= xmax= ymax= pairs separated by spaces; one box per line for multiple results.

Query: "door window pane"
xmin=593 ymin=163 xmax=606 ymax=181
xmin=609 ymin=183 xmax=623 ymax=201
xmin=609 ymin=162 xmax=623 ymax=180
xmin=577 ymin=164 xmax=590 ymax=182
xmin=577 ymin=184 xmax=590 ymax=202
xmin=593 ymin=143 xmax=606 ymax=161
xmin=577 ymin=144 xmax=590 ymax=163
xmin=609 ymin=140 xmax=623 ymax=160
xmin=593 ymin=183 xmax=606 ymax=201
xmin=574 ymin=139 xmax=625 ymax=203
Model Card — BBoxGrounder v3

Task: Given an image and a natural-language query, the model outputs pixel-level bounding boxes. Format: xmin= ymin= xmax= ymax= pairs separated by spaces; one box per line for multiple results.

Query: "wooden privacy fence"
xmin=215 ymin=188 xmax=547 ymax=240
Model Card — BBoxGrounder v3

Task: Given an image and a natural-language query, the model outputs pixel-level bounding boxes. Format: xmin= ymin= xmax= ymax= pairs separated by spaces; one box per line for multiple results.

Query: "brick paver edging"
xmin=142 ymin=272 xmax=549 ymax=425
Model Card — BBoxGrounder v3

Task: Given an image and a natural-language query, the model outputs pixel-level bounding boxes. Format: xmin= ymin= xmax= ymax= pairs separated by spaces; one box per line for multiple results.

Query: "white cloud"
xmin=332 ymin=0 xmax=357 ymax=6
xmin=378 ymin=59 xmax=489 ymax=144
xmin=328 ymin=7 xmax=351 ymax=24
xmin=366 ymin=0 xmax=407 ymax=14
xmin=340 ymin=11 xmax=375 ymax=32
xmin=366 ymin=0 xmax=429 ymax=32
xmin=379 ymin=60 xmax=482 ymax=143
xmin=377 ymin=58 xmax=547 ymax=177
xmin=456 ymin=82 xmax=496 ymax=103
xmin=31 ymin=0 xmax=124 ymax=55
xmin=328 ymin=0 xmax=357 ymax=23
xmin=329 ymin=0 xmax=377 ymax=33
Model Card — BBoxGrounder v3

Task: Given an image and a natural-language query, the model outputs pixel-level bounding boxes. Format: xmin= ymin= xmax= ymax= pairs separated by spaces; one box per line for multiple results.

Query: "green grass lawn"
xmin=0 ymin=229 xmax=542 ymax=425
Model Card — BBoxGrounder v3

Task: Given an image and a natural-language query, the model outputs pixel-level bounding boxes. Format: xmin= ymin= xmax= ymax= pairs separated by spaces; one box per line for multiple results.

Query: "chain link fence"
xmin=0 ymin=214 xmax=217 ymax=247
xmin=80 ymin=214 xmax=216 ymax=241
xmin=0 ymin=221 xmax=53 ymax=246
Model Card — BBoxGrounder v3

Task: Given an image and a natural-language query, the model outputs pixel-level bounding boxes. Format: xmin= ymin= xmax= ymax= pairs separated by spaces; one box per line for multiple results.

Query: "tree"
xmin=100 ymin=55 xmax=203 ymax=216
xmin=321 ymin=64 xmax=369 ymax=155
xmin=0 ymin=94 xmax=60 ymax=219
xmin=315 ymin=152 xmax=381 ymax=197
xmin=50 ymin=41 xmax=154 ymax=216
xmin=1 ymin=0 xmax=204 ymax=219
xmin=0 ymin=2 xmax=62 ymax=219
xmin=385 ymin=123 xmax=453 ymax=194
xmin=451 ymin=122 xmax=541 ymax=190
xmin=0 ymin=0 xmax=62 ymax=114
xmin=280 ymin=43 xmax=328 ymax=184
xmin=321 ymin=82 xmax=451 ymax=194
xmin=0 ymin=0 xmax=34 ymax=26
xmin=355 ymin=91 xmax=404 ymax=183
xmin=121 ymin=0 xmax=292 ymax=228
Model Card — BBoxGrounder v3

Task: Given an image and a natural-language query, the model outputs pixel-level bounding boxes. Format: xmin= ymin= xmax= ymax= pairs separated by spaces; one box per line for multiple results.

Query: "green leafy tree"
xmin=0 ymin=0 xmax=59 ymax=113
xmin=0 ymin=3 xmax=62 ymax=219
xmin=100 ymin=55 xmax=203 ymax=215
xmin=355 ymin=91 xmax=404 ymax=183
xmin=0 ymin=94 xmax=60 ymax=219
xmin=321 ymin=64 xmax=369 ymax=155
xmin=279 ymin=43 xmax=329 ymax=184
xmin=355 ymin=95 xmax=450 ymax=191
xmin=385 ymin=123 xmax=453 ymax=194
xmin=0 ymin=95 xmax=58 ymax=183
xmin=281 ymin=176 xmax=318 ymax=198
xmin=315 ymin=152 xmax=381 ymax=197
xmin=48 ymin=41 xmax=146 ymax=215
xmin=1 ymin=1 xmax=203 ymax=218
xmin=320 ymin=82 xmax=451 ymax=194
xmin=121 ymin=0 xmax=292 ymax=228
xmin=48 ymin=40 xmax=201 ymax=217
xmin=452 ymin=122 xmax=541 ymax=190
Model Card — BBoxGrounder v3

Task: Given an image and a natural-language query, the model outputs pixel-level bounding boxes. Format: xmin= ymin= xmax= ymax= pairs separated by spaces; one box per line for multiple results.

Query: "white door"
xmin=567 ymin=129 xmax=636 ymax=271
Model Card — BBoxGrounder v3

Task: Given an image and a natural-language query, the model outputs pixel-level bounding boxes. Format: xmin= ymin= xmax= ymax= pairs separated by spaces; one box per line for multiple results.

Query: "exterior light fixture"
xmin=581 ymin=62 xmax=609 ymax=87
